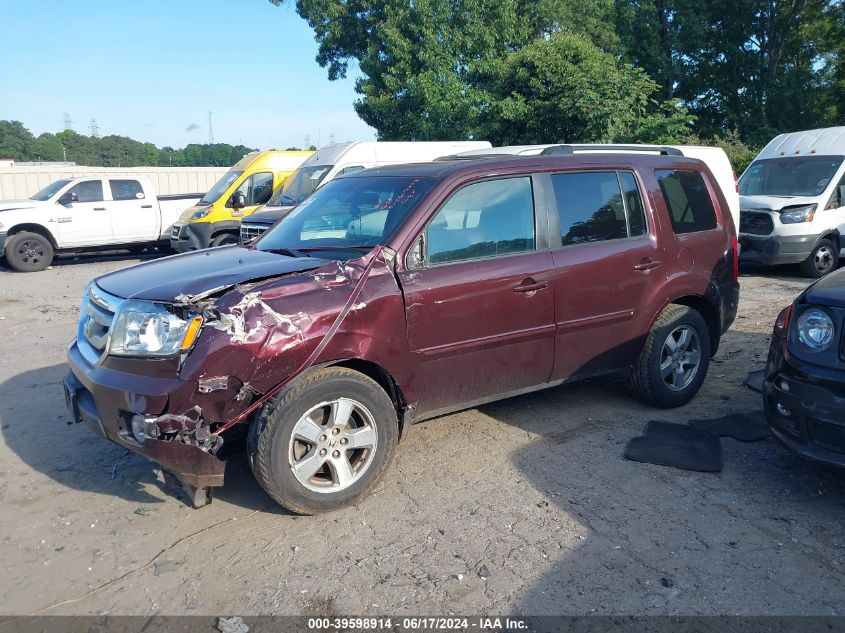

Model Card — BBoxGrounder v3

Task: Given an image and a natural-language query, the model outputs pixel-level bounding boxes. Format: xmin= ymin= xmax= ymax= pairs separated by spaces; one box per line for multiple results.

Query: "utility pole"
xmin=208 ymin=111 xmax=214 ymax=145
xmin=89 ymin=118 xmax=100 ymax=138
xmin=63 ymin=113 xmax=73 ymax=131
xmin=304 ymin=134 xmax=311 ymax=149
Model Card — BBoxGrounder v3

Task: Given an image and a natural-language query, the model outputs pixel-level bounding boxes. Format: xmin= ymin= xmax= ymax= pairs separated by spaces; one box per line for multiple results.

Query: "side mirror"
xmin=230 ymin=192 xmax=246 ymax=209
xmin=59 ymin=192 xmax=79 ymax=205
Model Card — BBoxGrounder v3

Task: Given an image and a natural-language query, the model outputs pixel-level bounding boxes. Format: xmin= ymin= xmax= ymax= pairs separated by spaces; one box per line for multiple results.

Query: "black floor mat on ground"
xmin=625 ymin=420 xmax=723 ymax=472
xmin=745 ymin=369 xmax=765 ymax=393
xmin=689 ymin=412 xmax=771 ymax=442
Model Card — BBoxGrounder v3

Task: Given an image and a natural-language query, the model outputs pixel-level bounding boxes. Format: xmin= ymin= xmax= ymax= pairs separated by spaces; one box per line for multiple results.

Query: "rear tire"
xmin=5 ymin=231 xmax=54 ymax=272
xmin=248 ymin=367 xmax=399 ymax=515
xmin=800 ymin=238 xmax=838 ymax=278
xmin=210 ymin=233 xmax=238 ymax=247
xmin=628 ymin=304 xmax=711 ymax=408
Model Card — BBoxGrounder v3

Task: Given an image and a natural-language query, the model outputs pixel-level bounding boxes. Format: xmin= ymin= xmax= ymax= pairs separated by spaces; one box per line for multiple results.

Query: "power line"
xmin=63 ymin=113 xmax=73 ymax=131
xmin=304 ymin=134 xmax=311 ymax=149
xmin=89 ymin=118 xmax=100 ymax=138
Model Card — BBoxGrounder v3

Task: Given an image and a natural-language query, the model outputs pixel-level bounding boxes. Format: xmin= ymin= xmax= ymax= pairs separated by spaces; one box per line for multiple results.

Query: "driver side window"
xmin=426 ymin=177 xmax=535 ymax=264
xmin=67 ymin=180 xmax=104 ymax=203
xmin=826 ymin=174 xmax=845 ymax=209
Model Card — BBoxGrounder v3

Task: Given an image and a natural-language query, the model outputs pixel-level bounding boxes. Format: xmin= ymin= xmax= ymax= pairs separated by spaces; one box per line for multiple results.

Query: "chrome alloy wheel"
xmin=288 ymin=397 xmax=379 ymax=493
xmin=660 ymin=325 xmax=702 ymax=391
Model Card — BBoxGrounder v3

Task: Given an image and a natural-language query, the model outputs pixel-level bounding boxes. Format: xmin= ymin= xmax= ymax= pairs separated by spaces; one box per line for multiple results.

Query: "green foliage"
xmin=285 ymin=0 xmax=845 ymax=149
xmin=293 ymin=0 xmax=689 ymax=143
xmin=0 ymin=121 xmax=255 ymax=167
xmin=474 ymin=33 xmax=693 ymax=145
xmin=686 ymin=130 xmax=761 ymax=173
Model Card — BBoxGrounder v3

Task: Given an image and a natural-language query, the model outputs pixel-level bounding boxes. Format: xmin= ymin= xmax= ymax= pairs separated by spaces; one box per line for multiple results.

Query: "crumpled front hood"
xmin=95 ymin=246 xmax=330 ymax=302
xmin=0 ymin=200 xmax=39 ymax=213
xmin=804 ymin=267 xmax=845 ymax=308
xmin=740 ymin=194 xmax=819 ymax=212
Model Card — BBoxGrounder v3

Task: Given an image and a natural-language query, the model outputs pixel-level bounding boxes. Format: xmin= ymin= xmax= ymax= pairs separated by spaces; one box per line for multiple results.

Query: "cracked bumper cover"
xmin=739 ymin=233 xmax=817 ymax=266
xmin=170 ymin=222 xmax=215 ymax=253
xmin=764 ymin=343 xmax=845 ymax=468
xmin=64 ymin=340 xmax=225 ymax=488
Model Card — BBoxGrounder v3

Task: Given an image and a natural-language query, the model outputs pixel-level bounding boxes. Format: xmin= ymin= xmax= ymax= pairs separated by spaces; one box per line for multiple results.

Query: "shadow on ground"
xmin=0 ymin=363 xmax=279 ymax=512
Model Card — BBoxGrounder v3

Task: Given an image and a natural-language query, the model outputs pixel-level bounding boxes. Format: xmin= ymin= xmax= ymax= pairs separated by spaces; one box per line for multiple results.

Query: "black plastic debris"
xmin=744 ymin=369 xmax=765 ymax=393
xmin=625 ymin=421 xmax=723 ymax=472
xmin=689 ymin=412 xmax=771 ymax=442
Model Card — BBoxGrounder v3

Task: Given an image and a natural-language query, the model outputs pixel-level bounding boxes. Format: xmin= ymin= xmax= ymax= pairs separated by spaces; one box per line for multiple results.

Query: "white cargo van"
xmin=739 ymin=127 xmax=845 ymax=277
xmin=239 ymin=140 xmax=491 ymax=242
xmin=446 ymin=144 xmax=740 ymax=231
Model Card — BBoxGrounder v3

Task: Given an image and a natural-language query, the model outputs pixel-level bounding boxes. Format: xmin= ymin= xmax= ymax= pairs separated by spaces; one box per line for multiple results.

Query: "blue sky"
xmin=0 ymin=0 xmax=376 ymax=149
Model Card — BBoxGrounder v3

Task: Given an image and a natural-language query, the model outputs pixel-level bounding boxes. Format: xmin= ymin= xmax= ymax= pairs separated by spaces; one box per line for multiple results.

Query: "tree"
xmin=0 ymin=121 xmax=34 ymax=160
xmin=291 ymin=0 xmax=689 ymax=143
xmin=474 ymin=32 xmax=693 ymax=145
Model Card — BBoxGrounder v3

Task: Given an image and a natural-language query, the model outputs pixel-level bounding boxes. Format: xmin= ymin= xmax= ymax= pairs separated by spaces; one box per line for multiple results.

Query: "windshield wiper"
xmin=265 ymin=247 xmax=312 ymax=258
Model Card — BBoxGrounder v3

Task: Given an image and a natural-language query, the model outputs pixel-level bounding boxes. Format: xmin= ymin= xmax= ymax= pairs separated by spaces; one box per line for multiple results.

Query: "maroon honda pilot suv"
xmin=64 ymin=148 xmax=739 ymax=514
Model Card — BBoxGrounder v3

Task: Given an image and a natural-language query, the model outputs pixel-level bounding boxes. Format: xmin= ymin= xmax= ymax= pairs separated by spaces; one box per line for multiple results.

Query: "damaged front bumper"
xmin=763 ymin=342 xmax=845 ymax=468
xmin=64 ymin=340 xmax=226 ymax=488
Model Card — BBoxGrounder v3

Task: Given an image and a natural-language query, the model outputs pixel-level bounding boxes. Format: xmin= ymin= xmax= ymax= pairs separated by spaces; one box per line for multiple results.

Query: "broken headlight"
xmin=110 ymin=301 xmax=200 ymax=357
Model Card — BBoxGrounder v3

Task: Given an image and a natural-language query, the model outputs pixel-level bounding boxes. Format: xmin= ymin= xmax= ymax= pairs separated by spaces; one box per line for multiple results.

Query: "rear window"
xmin=109 ymin=179 xmax=144 ymax=201
xmin=550 ymin=171 xmax=648 ymax=246
xmin=656 ymin=170 xmax=717 ymax=234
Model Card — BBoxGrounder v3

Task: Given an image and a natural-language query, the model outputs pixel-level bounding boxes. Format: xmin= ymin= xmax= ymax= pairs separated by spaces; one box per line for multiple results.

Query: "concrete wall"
xmin=0 ymin=166 xmax=230 ymax=199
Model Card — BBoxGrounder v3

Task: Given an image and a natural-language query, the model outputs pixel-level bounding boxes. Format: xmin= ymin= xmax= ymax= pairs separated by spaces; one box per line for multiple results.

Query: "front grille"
xmin=809 ymin=420 xmax=845 ymax=455
xmin=170 ymin=224 xmax=182 ymax=240
xmin=739 ymin=211 xmax=774 ymax=235
xmin=240 ymin=223 xmax=268 ymax=243
xmin=77 ymin=285 xmax=122 ymax=365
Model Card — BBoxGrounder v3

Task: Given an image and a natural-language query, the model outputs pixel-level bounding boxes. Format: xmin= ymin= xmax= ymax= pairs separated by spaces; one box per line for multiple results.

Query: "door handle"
xmin=141 ymin=204 xmax=153 ymax=209
xmin=93 ymin=207 xmax=107 ymax=211
xmin=513 ymin=279 xmax=549 ymax=293
xmin=633 ymin=259 xmax=661 ymax=272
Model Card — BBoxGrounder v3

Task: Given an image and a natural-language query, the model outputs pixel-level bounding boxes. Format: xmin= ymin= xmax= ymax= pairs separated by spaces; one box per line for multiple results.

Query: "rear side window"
xmin=656 ymin=170 xmax=717 ymax=234
xmin=427 ymin=177 xmax=535 ymax=264
xmin=109 ymin=179 xmax=144 ymax=201
xmin=551 ymin=171 xmax=646 ymax=246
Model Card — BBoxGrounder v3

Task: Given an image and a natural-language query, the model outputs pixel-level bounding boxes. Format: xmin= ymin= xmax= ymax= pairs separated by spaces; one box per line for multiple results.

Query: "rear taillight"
xmin=732 ymin=235 xmax=739 ymax=281
xmin=774 ymin=305 xmax=792 ymax=336
xmin=733 ymin=170 xmax=739 ymax=193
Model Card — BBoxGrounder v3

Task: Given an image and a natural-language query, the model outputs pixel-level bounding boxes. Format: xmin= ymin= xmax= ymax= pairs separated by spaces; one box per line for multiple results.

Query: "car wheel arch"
xmin=6 ymin=223 xmax=58 ymax=249
xmin=647 ymin=295 xmax=720 ymax=357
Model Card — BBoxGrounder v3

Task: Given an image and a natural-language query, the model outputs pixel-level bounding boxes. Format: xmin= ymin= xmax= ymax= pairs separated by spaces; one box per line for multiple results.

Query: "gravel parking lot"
xmin=0 ymin=254 xmax=843 ymax=616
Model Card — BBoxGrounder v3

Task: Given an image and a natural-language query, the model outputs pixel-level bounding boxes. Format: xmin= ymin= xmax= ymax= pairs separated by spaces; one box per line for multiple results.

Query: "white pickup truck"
xmin=0 ymin=176 xmax=201 ymax=272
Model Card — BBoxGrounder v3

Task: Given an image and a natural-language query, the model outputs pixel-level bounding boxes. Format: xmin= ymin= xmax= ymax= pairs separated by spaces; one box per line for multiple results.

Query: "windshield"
xmin=30 ymin=179 xmax=71 ymax=201
xmin=267 ymin=165 xmax=333 ymax=206
xmin=199 ymin=169 xmax=243 ymax=205
xmin=739 ymin=156 xmax=844 ymax=197
xmin=257 ymin=175 xmax=434 ymax=255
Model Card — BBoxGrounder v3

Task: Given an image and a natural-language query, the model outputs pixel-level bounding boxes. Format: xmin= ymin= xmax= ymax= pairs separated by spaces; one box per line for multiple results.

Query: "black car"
xmin=764 ymin=267 xmax=845 ymax=467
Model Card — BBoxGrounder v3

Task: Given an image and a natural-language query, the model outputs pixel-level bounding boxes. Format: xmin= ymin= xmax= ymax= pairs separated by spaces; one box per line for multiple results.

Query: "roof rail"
xmin=434 ymin=153 xmax=526 ymax=162
xmin=540 ymin=144 xmax=683 ymax=157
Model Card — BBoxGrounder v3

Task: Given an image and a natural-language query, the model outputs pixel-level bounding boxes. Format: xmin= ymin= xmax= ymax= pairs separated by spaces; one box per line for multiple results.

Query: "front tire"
xmin=249 ymin=367 xmax=399 ymax=515
xmin=210 ymin=233 xmax=238 ymax=247
xmin=628 ymin=304 xmax=711 ymax=408
xmin=5 ymin=231 xmax=54 ymax=272
xmin=800 ymin=238 xmax=839 ymax=278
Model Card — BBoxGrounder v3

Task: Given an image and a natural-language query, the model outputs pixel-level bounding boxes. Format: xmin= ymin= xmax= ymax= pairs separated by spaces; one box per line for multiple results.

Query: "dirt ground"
xmin=0 ymin=252 xmax=843 ymax=617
